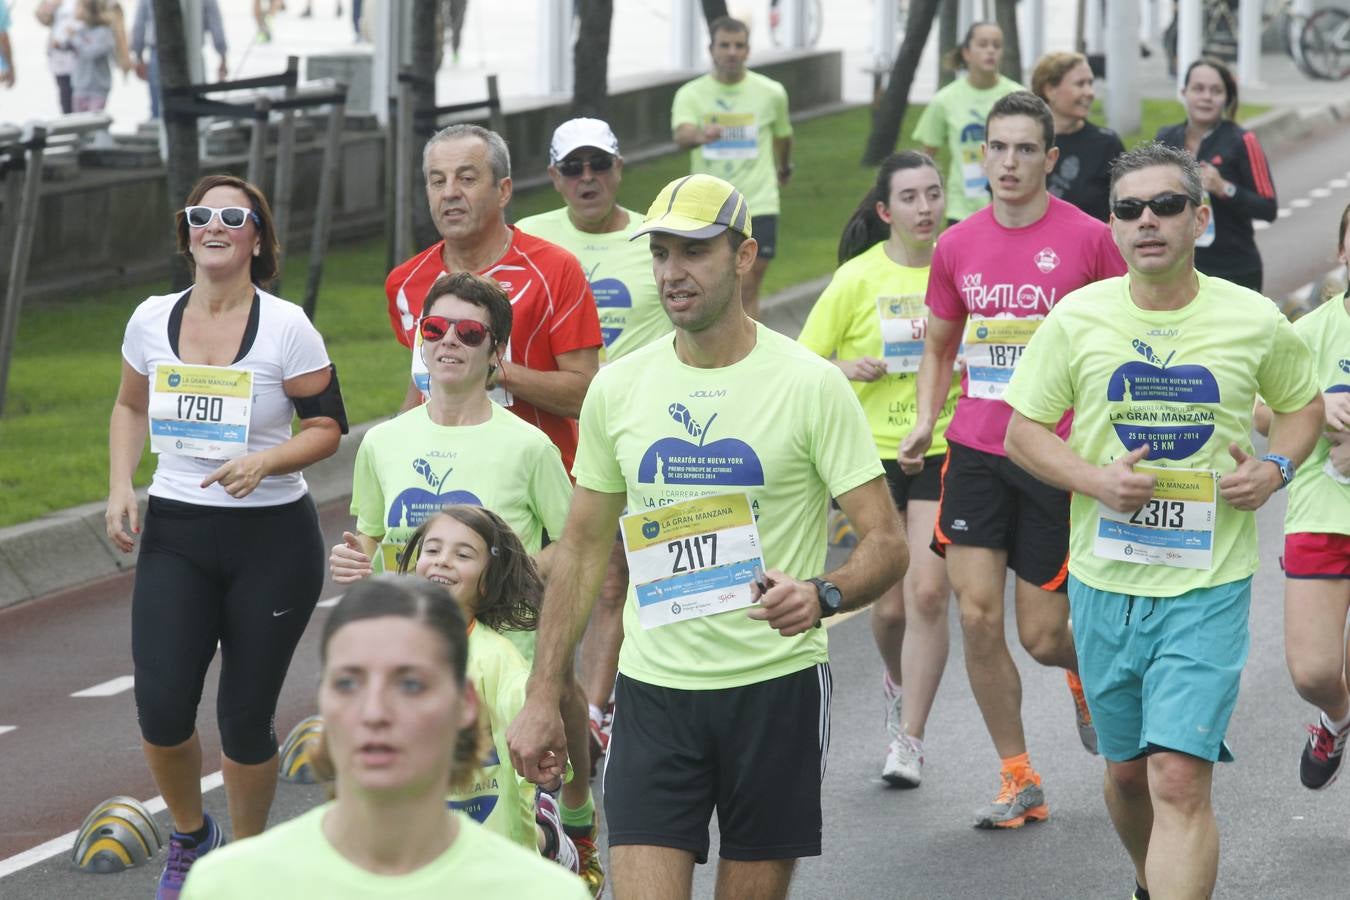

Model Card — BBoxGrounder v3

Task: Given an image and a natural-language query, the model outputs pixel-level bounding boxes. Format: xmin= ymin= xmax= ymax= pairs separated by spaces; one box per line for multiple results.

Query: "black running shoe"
xmin=1300 ymin=717 xmax=1348 ymax=790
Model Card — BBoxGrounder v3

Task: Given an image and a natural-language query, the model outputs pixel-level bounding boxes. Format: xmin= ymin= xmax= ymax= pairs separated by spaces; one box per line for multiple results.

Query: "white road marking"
xmin=1330 ymin=178 xmax=1348 ymax=189
xmin=1278 ymin=208 xmax=1293 ymax=218
xmin=0 ymin=771 xmax=225 ymax=878
xmin=0 ymin=726 xmax=15 ymax=737
xmin=1253 ymin=220 xmax=1271 ymax=230
xmin=70 ymin=676 xmax=135 ymax=698
xmin=317 ymin=596 xmax=341 ymax=608
xmin=1290 ymin=197 xmax=1313 ymax=209
xmin=1309 ymin=187 xmax=1332 ymax=199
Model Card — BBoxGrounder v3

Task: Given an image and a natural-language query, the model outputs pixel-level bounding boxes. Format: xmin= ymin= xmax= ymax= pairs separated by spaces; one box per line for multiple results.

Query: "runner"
xmin=329 ymin=272 xmax=604 ymax=893
xmin=516 ymin=117 xmax=671 ymax=771
xmin=1155 ymin=58 xmax=1277 ymax=292
xmin=1033 ymin=51 xmax=1124 ymax=222
xmin=385 ymin=123 xmax=602 ymax=473
xmin=1003 ymin=141 xmax=1323 ymax=900
xmin=912 ymin=21 xmax=1021 ymax=225
xmin=671 ymin=15 xmax=793 ymax=320
xmin=798 ymin=151 xmax=960 ymax=788
xmin=507 ymin=174 xmax=907 ymax=900
xmin=898 ymin=91 xmax=1125 ymax=829
xmin=1274 ymin=203 xmax=1350 ymax=792
xmin=180 ymin=577 xmax=591 ymax=900
xmin=105 ymin=175 xmax=347 ymax=899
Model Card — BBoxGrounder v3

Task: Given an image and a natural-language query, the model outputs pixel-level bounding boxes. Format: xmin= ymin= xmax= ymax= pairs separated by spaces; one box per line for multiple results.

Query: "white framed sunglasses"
xmin=184 ymin=205 xmax=261 ymax=229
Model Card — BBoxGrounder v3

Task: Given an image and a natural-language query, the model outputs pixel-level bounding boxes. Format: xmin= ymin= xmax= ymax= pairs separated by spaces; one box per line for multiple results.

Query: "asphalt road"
xmin=2 ymin=122 xmax=1350 ymax=898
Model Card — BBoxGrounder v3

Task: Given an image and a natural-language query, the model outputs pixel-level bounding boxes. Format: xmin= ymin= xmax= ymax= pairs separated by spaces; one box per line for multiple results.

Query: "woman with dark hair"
xmin=911 ymin=21 xmax=1021 ymax=224
xmin=799 ymin=152 xmax=959 ymax=789
xmin=1032 ymin=51 xmax=1123 ymax=222
xmin=1156 ymin=57 xmax=1277 ymax=292
xmin=180 ymin=576 xmax=591 ymax=899
xmin=106 ymin=173 xmax=347 ymax=899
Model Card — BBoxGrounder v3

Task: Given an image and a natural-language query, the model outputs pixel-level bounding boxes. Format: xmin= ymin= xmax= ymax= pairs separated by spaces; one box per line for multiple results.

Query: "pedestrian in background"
xmin=37 ymin=0 xmax=78 ymax=114
xmin=1033 ymin=51 xmax=1123 ymax=222
xmin=70 ymin=0 xmax=116 ymax=112
xmin=0 ymin=0 xmax=15 ymax=88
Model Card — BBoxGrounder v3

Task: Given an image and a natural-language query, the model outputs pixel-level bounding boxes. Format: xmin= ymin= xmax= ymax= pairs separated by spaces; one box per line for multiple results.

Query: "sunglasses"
xmin=556 ymin=154 xmax=615 ymax=178
xmin=1111 ymin=193 xmax=1191 ymax=221
xmin=419 ymin=315 xmax=491 ymax=347
xmin=184 ymin=206 xmax=261 ymax=229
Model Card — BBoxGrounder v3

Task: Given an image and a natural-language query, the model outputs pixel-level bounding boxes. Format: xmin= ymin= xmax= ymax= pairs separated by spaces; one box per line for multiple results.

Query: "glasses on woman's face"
xmin=184 ymin=206 xmax=261 ymax=229
xmin=1111 ymin=193 xmax=1191 ymax=221
xmin=556 ymin=154 xmax=615 ymax=178
xmin=419 ymin=315 xmax=490 ymax=347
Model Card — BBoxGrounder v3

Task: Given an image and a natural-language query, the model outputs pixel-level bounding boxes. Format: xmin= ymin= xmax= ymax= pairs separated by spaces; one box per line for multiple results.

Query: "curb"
xmin=1244 ymin=94 xmax=1350 ymax=150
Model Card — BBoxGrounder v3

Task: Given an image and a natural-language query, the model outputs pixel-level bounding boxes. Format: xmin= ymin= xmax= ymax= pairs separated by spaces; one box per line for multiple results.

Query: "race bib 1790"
xmin=148 ymin=363 xmax=252 ymax=460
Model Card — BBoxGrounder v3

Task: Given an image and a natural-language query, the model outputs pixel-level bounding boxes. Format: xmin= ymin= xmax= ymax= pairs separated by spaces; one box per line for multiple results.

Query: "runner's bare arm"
xmin=1219 ymin=394 xmax=1324 ymax=510
xmin=497 ymin=346 xmax=599 ymax=419
xmin=674 ymin=122 xmax=716 ymax=148
xmin=106 ymin=361 xmax=151 ymax=553
xmin=1006 ymin=411 xmax=1156 ymax=513
xmin=897 ymin=312 xmax=962 ymax=470
xmin=508 ymin=486 xmax=626 ymax=782
xmin=774 ymin=135 xmax=793 ymax=184
xmin=329 ymin=531 xmax=378 ymax=583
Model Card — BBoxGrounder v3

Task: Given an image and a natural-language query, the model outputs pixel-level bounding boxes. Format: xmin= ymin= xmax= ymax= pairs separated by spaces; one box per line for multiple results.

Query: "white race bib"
xmin=963 ymin=317 xmax=1041 ymax=399
xmin=148 ymin=363 xmax=252 ymax=460
xmin=621 ymin=492 xmax=765 ymax=630
xmin=1094 ymin=467 xmax=1217 ymax=570
xmin=701 ymin=113 xmax=759 ymax=161
xmin=878 ymin=294 xmax=927 ymax=374
xmin=412 ymin=333 xmax=512 ymax=407
xmin=961 ymin=145 xmax=988 ymax=199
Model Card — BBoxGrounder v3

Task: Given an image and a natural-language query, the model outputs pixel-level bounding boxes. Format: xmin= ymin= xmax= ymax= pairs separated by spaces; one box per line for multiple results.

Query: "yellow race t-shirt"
xmin=671 ymin=71 xmax=792 ymax=218
xmin=797 ymin=242 xmax=960 ymax=458
xmin=1004 ymin=274 xmax=1318 ymax=596
xmin=1285 ymin=292 xmax=1350 ymax=536
xmin=911 ymin=75 xmax=1022 ymax=221
xmin=181 ymin=805 xmax=591 ymax=899
xmin=514 ymin=206 xmax=670 ymax=363
xmin=573 ymin=324 xmax=882 ymax=690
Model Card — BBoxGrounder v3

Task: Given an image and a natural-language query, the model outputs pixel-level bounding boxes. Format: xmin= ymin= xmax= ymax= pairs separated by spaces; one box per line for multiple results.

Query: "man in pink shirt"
xmin=898 ymin=91 xmax=1127 ymax=829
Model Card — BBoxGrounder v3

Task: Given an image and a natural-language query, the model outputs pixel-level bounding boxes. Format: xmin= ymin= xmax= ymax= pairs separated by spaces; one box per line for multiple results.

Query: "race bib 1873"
xmin=621 ymin=492 xmax=765 ymax=630
xmin=148 ymin=364 xmax=252 ymax=460
xmin=963 ymin=317 xmax=1042 ymax=399
xmin=1094 ymin=467 xmax=1218 ymax=570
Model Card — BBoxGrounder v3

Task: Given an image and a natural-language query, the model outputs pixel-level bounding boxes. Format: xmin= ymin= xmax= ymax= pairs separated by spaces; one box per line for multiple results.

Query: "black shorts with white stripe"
xmin=603 ymin=662 xmax=832 ymax=863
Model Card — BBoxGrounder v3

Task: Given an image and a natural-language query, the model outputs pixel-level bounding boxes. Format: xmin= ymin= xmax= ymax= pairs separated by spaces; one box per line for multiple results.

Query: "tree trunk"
xmin=994 ymin=0 xmax=1023 ymax=83
xmin=410 ymin=0 xmax=440 ymax=252
xmin=572 ymin=0 xmax=613 ymax=118
xmin=153 ymin=0 xmax=198 ymax=290
xmin=863 ymin=0 xmax=943 ymax=165
xmin=700 ymin=0 xmax=728 ymax=28
xmin=937 ymin=0 xmax=958 ymax=89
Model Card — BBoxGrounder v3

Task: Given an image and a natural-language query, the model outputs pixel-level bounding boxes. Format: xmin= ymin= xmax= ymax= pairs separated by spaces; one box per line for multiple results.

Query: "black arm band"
xmin=292 ymin=364 xmax=350 ymax=434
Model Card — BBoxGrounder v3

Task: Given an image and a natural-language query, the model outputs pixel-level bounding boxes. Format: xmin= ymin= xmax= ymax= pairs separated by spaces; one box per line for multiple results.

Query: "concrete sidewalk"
xmin=4 ymin=48 xmax=1348 ymax=609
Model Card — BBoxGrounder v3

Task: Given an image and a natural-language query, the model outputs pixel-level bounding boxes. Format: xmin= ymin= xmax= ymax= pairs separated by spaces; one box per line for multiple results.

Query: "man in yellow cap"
xmin=508 ymin=174 xmax=907 ymax=899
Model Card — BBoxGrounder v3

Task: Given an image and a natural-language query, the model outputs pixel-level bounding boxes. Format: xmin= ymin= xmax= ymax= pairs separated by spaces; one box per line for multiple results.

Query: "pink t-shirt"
xmin=927 ymin=195 xmax=1127 ymax=456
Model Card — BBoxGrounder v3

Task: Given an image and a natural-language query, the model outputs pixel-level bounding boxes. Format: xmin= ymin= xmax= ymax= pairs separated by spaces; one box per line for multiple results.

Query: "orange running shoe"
xmin=1066 ymin=670 xmax=1099 ymax=755
xmin=972 ymin=768 xmax=1049 ymax=829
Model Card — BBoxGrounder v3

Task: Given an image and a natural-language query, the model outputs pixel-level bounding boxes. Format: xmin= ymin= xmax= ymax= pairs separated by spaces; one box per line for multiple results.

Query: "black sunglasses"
xmin=556 ymin=154 xmax=615 ymax=178
xmin=1111 ymin=193 xmax=1191 ymax=221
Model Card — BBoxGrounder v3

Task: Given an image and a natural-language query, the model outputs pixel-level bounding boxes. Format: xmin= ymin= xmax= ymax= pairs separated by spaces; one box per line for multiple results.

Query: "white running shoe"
xmin=882 ymin=675 xmax=903 ymax=741
xmin=535 ymin=790 xmax=580 ymax=874
xmin=882 ymin=734 xmax=924 ymax=788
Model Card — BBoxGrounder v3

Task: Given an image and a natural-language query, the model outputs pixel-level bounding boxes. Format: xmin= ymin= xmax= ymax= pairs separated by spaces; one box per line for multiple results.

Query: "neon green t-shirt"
xmin=797 ymin=242 xmax=960 ymax=458
xmin=514 ymin=206 xmax=670 ymax=363
xmin=181 ymin=805 xmax=591 ymax=900
xmin=911 ymin=75 xmax=1022 ymax=221
xmin=573 ymin=324 xmax=882 ymax=690
xmin=1004 ymin=274 xmax=1319 ymax=597
xmin=1286 ymin=292 xmax=1350 ymax=536
xmin=450 ymin=622 xmax=535 ymax=849
xmin=351 ymin=403 xmax=571 ymax=572
xmin=671 ymin=70 xmax=792 ymax=218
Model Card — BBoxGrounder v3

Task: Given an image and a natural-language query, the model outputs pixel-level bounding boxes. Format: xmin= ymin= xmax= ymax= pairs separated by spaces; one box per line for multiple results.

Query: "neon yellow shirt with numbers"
xmin=514 ymin=206 xmax=670 ymax=363
xmin=911 ymin=75 xmax=1022 ymax=222
xmin=1285 ymin=292 xmax=1350 ymax=536
xmin=573 ymin=323 xmax=882 ymax=691
xmin=351 ymin=403 xmax=571 ymax=572
xmin=181 ymin=805 xmax=592 ymax=900
xmin=798 ymin=242 xmax=960 ymax=458
xmin=671 ymin=70 xmax=793 ymax=218
xmin=1004 ymin=274 xmax=1319 ymax=597
xmin=450 ymin=622 xmax=535 ymax=849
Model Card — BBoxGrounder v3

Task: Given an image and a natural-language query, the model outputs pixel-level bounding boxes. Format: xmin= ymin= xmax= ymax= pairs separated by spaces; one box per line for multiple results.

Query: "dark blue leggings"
xmin=132 ymin=495 xmax=324 ymax=764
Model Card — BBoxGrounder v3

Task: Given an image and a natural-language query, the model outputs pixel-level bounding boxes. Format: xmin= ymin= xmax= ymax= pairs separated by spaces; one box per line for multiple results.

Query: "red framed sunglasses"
xmin=418 ymin=315 xmax=491 ymax=347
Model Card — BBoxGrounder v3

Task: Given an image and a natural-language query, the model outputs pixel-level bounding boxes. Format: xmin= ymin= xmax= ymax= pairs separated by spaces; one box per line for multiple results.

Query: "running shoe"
xmin=157 ymin=813 xmax=226 ymax=900
xmin=882 ymin=674 xmax=903 ymax=741
xmin=587 ymin=702 xmax=614 ymax=778
xmin=535 ymin=791 xmax=580 ymax=874
xmin=882 ymin=734 xmax=923 ymax=788
xmin=972 ymin=769 xmax=1048 ymax=829
xmin=564 ymin=816 xmax=607 ymax=898
xmin=829 ymin=507 xmax=857 ymax=549
xmin=1300 ymin=715 xmax=1349 ymax=790
xmin=1066 ymin=670 xmax=1099 ymax=755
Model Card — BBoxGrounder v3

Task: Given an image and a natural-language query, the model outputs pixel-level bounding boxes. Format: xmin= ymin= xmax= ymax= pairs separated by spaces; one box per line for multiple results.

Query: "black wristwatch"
xmin=809 ymin=577 xmax=842 ymax=625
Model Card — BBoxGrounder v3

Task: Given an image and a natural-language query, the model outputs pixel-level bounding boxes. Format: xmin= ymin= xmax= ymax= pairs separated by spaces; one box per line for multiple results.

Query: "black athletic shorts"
xmin=604 ymin=663 xmax=832 ymax=863
xmin=881 ymin=455 xmax=944 ymax=511
xmin=931 ymin=440 xmax=1070 ymax=591
xmin=751 ymin=215 xmax=778 ymax=259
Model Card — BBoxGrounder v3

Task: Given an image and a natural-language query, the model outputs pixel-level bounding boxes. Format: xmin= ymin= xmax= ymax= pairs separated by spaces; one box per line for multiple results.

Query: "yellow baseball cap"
xmin=630 ymin=174 xmax=753 ymax=241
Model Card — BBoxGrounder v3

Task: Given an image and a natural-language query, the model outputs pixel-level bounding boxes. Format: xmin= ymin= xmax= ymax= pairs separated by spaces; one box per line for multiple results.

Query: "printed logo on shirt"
xmin=1034 ymin=247 xmax=1060 ymax=274
xmin=959 ymin=271 xmax=1058 ymax=313
xmin=1339 ymin=359 xmax=1350 ymax=374
xmin=587 ymin=262 xmax=633 ymax=348
xmin=1106 ymin=339 xmax=1220 ymax=460
xmin=637 ymin=403 xmax=765 ymax=487
xmin=386 ymin=459 xmax=483 ymax=529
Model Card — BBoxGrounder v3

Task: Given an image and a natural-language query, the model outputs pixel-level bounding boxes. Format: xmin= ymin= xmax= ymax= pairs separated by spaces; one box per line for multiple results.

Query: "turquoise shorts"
xmin=1067 ymin=575 xmax=1252 ymax=763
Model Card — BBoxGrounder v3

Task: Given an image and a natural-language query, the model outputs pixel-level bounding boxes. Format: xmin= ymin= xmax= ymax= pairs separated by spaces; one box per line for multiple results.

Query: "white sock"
xmin=1324 ymin=709 xmax=1350 ymax=734
xmin=588 ymin=704 xmax=604 ymax=726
